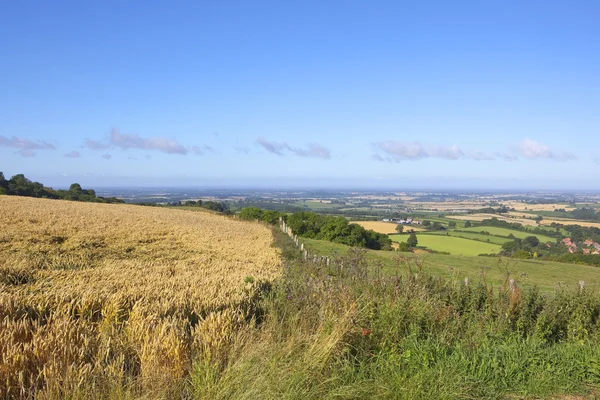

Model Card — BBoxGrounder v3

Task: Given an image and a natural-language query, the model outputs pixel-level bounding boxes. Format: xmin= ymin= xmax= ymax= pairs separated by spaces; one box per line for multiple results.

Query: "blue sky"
xmin=1 ymin=1 xmax=599 ymax=189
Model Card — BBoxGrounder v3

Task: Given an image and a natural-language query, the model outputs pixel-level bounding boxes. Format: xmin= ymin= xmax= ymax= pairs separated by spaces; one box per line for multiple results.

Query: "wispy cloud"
xmin=374 ymin=141 xmax=428 ymax=161
xmin=255 ymin=137 xmax=331 ymax=159
xmin=101 ymin=153 xmax=112 ymax=160
xmin=191 ymin=145 xmax=214 ymax=155
xmin=65 ymin=150 xmax=81 ymax=158
xmin=0 ymin=135 xmax=56 ymax=157
xmin=374 ymin=141 xmax=471 ymax=161
xmin=0 ymin=135 xmax=56 ymax=150
xmin=110 ymin=129 xmax=187 ymax=154
xmin=84 ymin=138 xmax=111 ymax=150
xmin=84 ymin=129 xmax=210 ymax=155
xmin=469 ymin=150 xmax=494 ymax=161
xmin=512 ymin=138 xmax=577 ymax=161
xmin=495 ymin=152 xmax=518 ymax=161
xmin=430 ymin=144 xmax=465 ymax=160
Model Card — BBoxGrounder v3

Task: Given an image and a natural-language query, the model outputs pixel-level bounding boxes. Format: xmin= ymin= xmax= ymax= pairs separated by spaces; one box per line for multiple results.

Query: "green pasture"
xmin=425 ymin=230 xmax=510 ymax=245
xmin=301 ymin=238 xmax=600 ymax=292
xmin=389 ymin=233 xmax=502 ymax=256
xmin=460 ymin=226 xmax=556 ymax=243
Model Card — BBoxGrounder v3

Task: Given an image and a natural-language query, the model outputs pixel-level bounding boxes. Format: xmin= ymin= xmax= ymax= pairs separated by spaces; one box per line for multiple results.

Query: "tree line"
xmin=238 ymin=207 xmax=393 ymax=251
xmin=0 ymin=172 xmax=123 ymax=203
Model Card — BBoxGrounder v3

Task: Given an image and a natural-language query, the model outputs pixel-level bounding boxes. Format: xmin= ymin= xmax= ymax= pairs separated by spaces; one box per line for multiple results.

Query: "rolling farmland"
xmin=0 ymin=196 xmax=281 ymax=398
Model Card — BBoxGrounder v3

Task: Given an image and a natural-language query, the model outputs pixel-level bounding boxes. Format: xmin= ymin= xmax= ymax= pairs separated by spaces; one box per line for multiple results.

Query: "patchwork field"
xmin=389 ymin=234 xmax=502 ymax=256
xmin=0 ymin=196 xmax=281 ymax=398
xmin=460 ymin=226 xmax=557 ymax=243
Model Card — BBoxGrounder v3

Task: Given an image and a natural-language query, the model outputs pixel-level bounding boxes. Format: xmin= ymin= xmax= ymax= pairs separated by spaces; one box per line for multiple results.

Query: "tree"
xmin=239 ymin=207 xmax=264 ymax=221
xmin=464 ymin=221 xmax=472 ymax=228
xmin=69 ymin=183 xmax=82 ymax=193
xmin=448 ymin=221 xmax=456 ymax=229
xmin=524 ymin=236 xmax=540 ymax=248
xmin=422 ymin=220 xmax=431 ymax=227
xmin=262 ymin=210 xmax=282 ymax=225
xmin=535 ymin=216 xmax=543 ymax=224
xmin=398 ymin=242 xmax=411 ymax=252
xmin=407 ymin=233 xmax=418 ymax=248
xmin=395 ymin=224 xmax=404 ymax=233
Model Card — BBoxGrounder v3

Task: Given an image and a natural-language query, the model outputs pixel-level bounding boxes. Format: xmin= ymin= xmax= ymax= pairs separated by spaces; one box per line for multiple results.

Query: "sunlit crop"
xmin=0 ymin=196 xmax=280 ymax=398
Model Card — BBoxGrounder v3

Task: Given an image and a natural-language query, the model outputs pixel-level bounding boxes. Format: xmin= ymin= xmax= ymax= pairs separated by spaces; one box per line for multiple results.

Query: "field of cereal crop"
xmin=0 ymin=196 xmax=281 ymax=398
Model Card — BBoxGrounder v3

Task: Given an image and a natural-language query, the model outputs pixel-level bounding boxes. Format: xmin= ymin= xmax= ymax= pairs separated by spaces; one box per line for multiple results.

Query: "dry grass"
xmin=0 ymin=196 xmax=281 ymax=399
xmin=351 ymin=221 xmax=426 ymax=234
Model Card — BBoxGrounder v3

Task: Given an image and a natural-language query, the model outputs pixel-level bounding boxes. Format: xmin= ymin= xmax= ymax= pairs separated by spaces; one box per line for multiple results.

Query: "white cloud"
xmin=84 ymin=128 xmax=213 ymax=156
xmin=375 ymin=141 xmax=428 ymax=161
xmin=513 ymin=138 xmax=577 ymax=161
xmin=255 ymin=137 xmax=331 ymax=159
xmin=430 ymin=144 xmax=465 ymax=160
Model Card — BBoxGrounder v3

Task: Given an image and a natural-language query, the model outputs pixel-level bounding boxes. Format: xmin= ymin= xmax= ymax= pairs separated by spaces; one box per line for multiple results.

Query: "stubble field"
xmin=0 ymin=196 xmax=281 ymax=398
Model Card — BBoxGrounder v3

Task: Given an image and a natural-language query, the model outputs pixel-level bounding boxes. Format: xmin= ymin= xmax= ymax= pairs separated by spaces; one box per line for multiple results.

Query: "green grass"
xmin=461 ymin=226 xmax=557 ymax=243
xmin=389 ymin=233 xmax=502 ymax=257
xmin=424 ymin=230 xmax=511 ymax=245
xmin=301 ymin=237 xmax=600 ymax=292
xmin=189 ymin=229 xmax=600 ymax=399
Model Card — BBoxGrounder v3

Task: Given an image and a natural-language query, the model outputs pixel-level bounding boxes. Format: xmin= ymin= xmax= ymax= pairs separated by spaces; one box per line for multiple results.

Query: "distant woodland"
xmin=0 ymin=172 xmax=124 ymax=203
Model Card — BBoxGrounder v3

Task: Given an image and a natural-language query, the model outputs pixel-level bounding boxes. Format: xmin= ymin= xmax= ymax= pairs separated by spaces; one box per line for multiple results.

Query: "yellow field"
xmin=351 ymin=221 xmax=426 ymax=234
xmin=504 ymin=201 xmax=575 ymax=212
xmin=0 ymin=196 xmax=280 ymax=398
xmin=540 ymin=218 xmax=600 ymax=229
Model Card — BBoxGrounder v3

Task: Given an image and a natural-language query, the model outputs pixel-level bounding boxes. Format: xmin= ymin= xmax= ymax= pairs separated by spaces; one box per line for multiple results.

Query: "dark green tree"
xmin=395 ymin=224 xmax=404 ymax=233
xmin=407 ymin=233 xmax=418 ymax=247
xmin=464 ymin=221 xmax=472 ymax=228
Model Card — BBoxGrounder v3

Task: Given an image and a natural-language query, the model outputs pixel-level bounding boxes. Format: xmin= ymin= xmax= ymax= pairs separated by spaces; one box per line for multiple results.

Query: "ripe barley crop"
xmin=0 ymin=196 xmax=281 ymax=398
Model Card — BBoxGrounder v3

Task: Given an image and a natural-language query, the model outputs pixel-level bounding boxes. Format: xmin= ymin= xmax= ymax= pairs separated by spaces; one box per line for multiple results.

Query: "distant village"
xmin=382 ymin=218 xmax=423 ymax=225
xmin=562 ymin=238 xmax=600 ymax=255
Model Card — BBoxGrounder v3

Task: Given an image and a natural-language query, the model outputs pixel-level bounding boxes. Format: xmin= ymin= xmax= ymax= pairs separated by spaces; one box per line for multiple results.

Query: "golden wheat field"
xmin=0 ymin=196 xmax=281 ymax=399
xmin=351 ymin=221 xmax=426 ymax=234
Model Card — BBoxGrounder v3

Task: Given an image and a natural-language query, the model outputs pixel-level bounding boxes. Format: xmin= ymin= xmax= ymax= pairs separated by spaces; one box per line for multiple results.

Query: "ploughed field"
xmin=0 ymin=196 xmax=281 ymax=398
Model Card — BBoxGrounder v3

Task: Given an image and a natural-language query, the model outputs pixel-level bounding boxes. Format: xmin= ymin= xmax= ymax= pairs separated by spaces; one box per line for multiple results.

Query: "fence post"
xmin=579 ymin=280 xmax=586 ymax=292
xmin=464 ymin=277 xmax=470 ymax=287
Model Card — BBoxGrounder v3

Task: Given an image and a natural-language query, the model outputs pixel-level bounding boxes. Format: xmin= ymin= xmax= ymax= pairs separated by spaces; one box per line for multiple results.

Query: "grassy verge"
xmin=190 ymin=229 xmax=600 ymax=399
